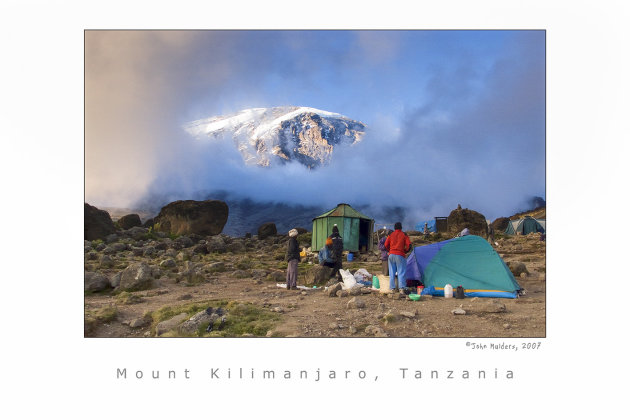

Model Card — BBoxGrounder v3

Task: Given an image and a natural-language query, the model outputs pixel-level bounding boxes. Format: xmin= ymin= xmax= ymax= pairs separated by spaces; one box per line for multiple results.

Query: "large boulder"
xmin=491 ymin=217 xmax=510 ymax=232
xmin=153 ymin=200 xmax=228 ymax=236
xmin=257 ymin=222 xmax=277 ymax=240
xmin=304 ymin=265 xmax=335 ymax=286
xmin=84 ymin=271 xmax=110 ymax=292
xmin=447 ymin=206 xmax=488 ymax=237
xmin=118 ymin=262 xmax=156 ymax=291
xmin=84 ymin=203 xmax=117 ymax=241
xmin=117 ymin=214 xmax=142 ymax=230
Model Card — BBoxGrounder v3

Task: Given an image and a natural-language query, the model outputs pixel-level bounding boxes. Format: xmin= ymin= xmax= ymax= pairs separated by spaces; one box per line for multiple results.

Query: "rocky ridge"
xmin=183 ymin=106 xmax=366 ymax=168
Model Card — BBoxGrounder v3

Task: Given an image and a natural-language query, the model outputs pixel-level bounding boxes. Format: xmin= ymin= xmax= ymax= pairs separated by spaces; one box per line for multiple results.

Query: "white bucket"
xmin=444 ymin=284 xmax=453 ymax=298
xmin=377 ymin=275 xmax=391 ymax=293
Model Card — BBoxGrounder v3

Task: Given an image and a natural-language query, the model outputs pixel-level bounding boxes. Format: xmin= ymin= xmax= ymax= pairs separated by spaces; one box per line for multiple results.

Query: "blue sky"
xmin=85 ymin=30 xmax=545 ymax=224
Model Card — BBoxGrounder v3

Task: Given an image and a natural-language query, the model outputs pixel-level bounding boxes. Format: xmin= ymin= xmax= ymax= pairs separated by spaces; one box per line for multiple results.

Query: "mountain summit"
xmin=183 ymin=106 xmax=366 ymax=168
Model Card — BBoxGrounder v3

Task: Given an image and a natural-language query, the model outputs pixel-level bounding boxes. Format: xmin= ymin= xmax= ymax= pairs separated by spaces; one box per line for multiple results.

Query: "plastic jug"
xmin=444 ymin=284 xmax=453 ymax=298
xmin=372 ymin=275 xmax=380 ymax=289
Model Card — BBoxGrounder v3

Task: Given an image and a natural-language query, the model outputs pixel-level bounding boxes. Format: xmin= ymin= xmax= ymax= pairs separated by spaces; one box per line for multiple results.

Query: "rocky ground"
xmin=84 ymin=229 xmax=545 ymax=338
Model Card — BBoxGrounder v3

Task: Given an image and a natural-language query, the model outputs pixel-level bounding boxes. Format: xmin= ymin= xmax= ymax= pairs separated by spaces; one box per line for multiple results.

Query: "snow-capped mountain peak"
xmin=183 ymin=106 xmax=366 ymax=168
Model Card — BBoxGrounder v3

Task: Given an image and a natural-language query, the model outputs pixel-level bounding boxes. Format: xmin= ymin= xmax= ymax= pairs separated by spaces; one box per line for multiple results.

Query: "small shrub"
xmin=115 ymin=291 xmax=143 ymax=305
xmin=235 ymin=259 xmax=253 ymax=270
xmin=297 ymin=232 xmax=312 ymax=245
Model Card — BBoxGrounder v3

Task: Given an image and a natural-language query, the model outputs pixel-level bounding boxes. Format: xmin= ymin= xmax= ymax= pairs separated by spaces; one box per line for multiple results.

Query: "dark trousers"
xmin=330 ymin=260 xmax=342 ymax=281
xmin=286 ymin=259 xmax=298 ymax=288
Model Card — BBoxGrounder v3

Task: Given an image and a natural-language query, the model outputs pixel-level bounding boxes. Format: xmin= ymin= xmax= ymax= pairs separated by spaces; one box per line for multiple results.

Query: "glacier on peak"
xmin=183 ymin=106 xmax=366 ymax=168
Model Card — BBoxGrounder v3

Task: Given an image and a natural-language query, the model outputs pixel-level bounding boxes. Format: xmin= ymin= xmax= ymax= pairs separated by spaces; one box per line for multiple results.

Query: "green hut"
xmin=311 ymin=203 xmax=374 ymax=253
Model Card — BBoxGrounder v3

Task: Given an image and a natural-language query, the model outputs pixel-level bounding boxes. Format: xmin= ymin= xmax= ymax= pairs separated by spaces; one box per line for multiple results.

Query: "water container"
xmin=347 ymin=252 xmax=354 ymax=262
xmin=444 ymin=284 xmax=453 ymax=298
xmin=372 ymin=275 xmax=380 ymax=289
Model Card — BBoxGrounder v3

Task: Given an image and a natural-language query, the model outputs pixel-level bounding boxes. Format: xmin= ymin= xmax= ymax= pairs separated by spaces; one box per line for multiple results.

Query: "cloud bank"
xmin=85 ymin=31 xmax=545 ymax=227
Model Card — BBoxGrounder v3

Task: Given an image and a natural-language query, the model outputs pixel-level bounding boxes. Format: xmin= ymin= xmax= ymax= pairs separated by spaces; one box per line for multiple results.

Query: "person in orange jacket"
xmin=384 ymin=222 xmax=412 ymax=292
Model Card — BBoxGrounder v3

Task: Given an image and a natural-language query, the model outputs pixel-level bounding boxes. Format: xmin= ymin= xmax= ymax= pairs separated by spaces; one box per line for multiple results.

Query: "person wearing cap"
xmin=318 ymin=237 xmax=335 ymax=268
xmin=384 ymin=222 xmax=412 ymax=292
xmin=328 ymin=224 xmax=344 ymax=282
xmin=286 ymin=228 xmax=301 ymax=290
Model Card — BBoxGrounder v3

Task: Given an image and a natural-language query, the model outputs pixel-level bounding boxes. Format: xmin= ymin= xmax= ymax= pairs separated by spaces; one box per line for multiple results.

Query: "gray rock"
xmin=160 ymin=258 xmax=177 ymax=269
xmin=336 ymin=289 xmax=349 ymax=298
xmin=304 ymin=265 xmax=335 ymax=286
xmin=451 ymin=308 xmax=467 ymax=315
xmin=129 ymin=317 xmax=150 ymax=328
xmin=105 ymin=233 xmax=119 ymax=243
xmin=230 ymin=270 xmax=250 ymax=279
xmin=153 ymin=200 xmax=228 ymax=237
xmin=178 ymin=309 xmax=222 ymax=334
xmin=175 ymin=236 xmax=194 ymax=249
xmin=251 ymin=269 xmax=268 ymax=278
xmin=86 ymin=251 xmax=98 ymax=261
xmin=327 ymin=282 xmax=343 ymax=297
xmin=127 ymin=226 xmax=148 ymax=240
xmin=272 ymin=307 xmax=284 ymax=313
xmin=400 ymin=310 xmax=417 ymax=318
xmin=164 ymin=249 xmax=178 ymax=258
xmin=192 ymin=244 xmax=209 ymax=254
xmin=365 ymin=325 xmax=388 ymax=337
xmin=99 ymin=255 xmax=114 ymax=268
xmin=206 ymin=236 xmax=227 ymax=253
xmin=119 ymin=262 xmax=155 ymax=291
xmin=117 ymin=214 xmax=142 ymax=230
xmin=84 ymin=271 xmax=110 ymax=292
xmin=329 ymin=322 xmax=340 ymax=329
xmin=347 ymin=297 xmax=366 ymax=309
xmin=95 ymin=243 xmax=106 ymax=251
xmin=131 ymin=247 xmax=144 ymax=256
xmin=227 ymin=241 xmax=245 ymax=253
xmin=109 ymin=272 xmax=122 ymax=288
xmin=349 ymin=287 xmax=363 ymax=296
xmin=156 ymin=313 xmax=189 ymax=336
xmin=507 ymin=261 xmax=529 ymax=277
xmin=143 ymin=246 xmax=157 ymax=257
xmin=478 ymin=300 xmax=507 ymax=313
xmin=258 ymin=222 xmax=277 ymax=240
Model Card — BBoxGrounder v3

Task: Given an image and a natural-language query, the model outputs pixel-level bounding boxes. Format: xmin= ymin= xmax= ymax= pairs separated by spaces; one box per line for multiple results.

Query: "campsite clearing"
xmin=84 ymin=233 xmax=545 ymax=338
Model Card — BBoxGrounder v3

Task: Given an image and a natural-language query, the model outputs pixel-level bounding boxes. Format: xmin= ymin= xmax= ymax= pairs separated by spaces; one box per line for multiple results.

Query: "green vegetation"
xmin=235 ymin=259 xmax=254 ymax=270
xmin=147 ymin=300 xmax=281 ymax=338
xmin=297 ymin=232 xmax=312 ymax=245
xmin=84 ymin=305 xmax=118 ymax=335
xmin=207 ymin=301 xmax=281 ymax=337
xmin=115 ymin=291 xmax=143 ymax=305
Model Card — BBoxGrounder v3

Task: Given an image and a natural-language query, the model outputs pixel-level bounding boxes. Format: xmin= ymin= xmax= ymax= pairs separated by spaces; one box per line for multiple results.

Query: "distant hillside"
xmin=510 ymin=206 xmax=546 ymax=220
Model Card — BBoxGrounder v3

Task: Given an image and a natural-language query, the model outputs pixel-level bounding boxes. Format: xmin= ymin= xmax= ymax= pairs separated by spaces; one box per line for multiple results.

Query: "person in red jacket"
xmin=384 ymin=222 xmax=412 ymax=292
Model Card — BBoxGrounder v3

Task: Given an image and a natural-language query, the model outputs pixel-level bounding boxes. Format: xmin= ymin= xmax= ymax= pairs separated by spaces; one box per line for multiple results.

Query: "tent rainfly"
xmin=405 ymin=235 xmax=521 ymax=298
xmin=504 ymin=216 xmax=546 ymax=235
xmin=311 ymin=203 xmax=374 ymax=253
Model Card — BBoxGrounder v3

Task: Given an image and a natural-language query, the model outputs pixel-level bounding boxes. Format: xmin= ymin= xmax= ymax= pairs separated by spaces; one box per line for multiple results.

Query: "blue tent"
xmin=414 ymin=220 xmax=437 ymax=233
xmin=406 ymin=235 xmax=521 ymax=298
